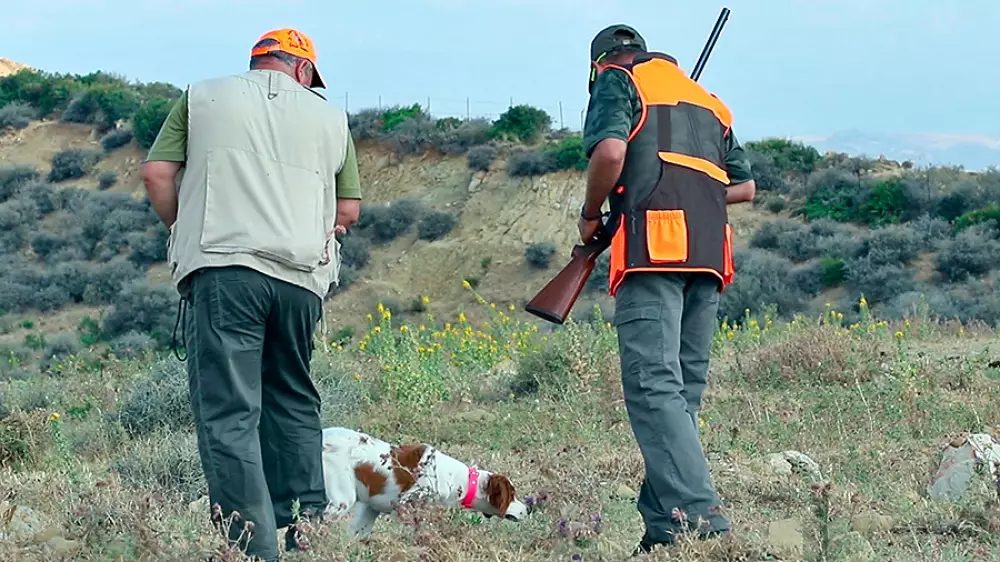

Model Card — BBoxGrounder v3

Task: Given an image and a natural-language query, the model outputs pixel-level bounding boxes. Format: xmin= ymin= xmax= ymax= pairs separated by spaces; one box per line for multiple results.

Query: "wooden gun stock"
xmin=524 ymin=234 xmax=611 ymax=325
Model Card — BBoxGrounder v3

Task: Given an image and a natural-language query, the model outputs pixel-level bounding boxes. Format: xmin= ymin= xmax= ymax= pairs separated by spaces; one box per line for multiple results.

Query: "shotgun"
xmin=524 ymin=7 xmax=731 ymax=325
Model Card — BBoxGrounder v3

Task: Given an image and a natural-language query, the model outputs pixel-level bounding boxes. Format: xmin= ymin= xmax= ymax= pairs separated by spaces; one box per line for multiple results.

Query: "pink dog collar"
xmin=461 ymin=467 xmax=480 ymax=509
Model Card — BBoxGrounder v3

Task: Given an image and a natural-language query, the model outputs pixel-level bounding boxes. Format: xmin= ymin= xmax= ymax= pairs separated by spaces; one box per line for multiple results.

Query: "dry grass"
xmin=1 ymin=298 xmax=999 ymax=561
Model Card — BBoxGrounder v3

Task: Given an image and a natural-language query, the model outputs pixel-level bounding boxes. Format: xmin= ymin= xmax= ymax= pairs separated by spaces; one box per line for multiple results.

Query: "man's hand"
xmin=578 ymin=216 xmax=602 ymax=244
xmin=336 ymin=198 xmax=361 ymax=231
xmin=141 ymin=161 xmax=183 ymax=227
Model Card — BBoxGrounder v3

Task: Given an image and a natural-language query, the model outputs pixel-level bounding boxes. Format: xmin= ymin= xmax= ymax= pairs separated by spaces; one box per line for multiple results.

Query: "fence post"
xmin=345 ymin=91 xmax=349 ymax=113
xmin=559 ymin=102 xmax=564 ymax=129
xmin=466 ymin=97 xmax=470 ymax=121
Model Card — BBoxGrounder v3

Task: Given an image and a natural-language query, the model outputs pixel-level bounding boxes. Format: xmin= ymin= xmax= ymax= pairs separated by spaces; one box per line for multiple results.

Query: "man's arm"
xmin=141 ymin=90 xmax=188 ymax=227
xmin=722 ymin=129 xmax=756 ymax=204
xmin=334 ymin=132 xmax=362 ymax=230
xmin=581 ymin=70 xmax=636 ymax=218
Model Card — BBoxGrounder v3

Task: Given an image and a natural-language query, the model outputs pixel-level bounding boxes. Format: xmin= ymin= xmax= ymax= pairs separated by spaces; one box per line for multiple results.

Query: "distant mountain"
xmin=792 ymin=130 xmax=1000 ymax=172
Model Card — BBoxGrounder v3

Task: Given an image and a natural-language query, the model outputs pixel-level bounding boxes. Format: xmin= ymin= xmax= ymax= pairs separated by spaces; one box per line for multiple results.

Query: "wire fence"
xmin=324 ymin=92 xmax=588 ymax=131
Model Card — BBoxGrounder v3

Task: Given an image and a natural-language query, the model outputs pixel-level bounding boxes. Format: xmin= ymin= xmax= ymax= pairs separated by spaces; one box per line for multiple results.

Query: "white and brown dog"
xmin=320 ymin=427 xmax=529 ymax=537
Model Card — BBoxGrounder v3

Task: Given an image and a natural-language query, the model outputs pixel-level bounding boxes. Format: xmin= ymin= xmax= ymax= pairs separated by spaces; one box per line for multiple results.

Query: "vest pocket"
xmin=723 ymin=223 xmax=735 ymax=285
xmin=645 ymin=209 xmax=688 ymax=263
xmin=200 ymin=147 xmax=326 ymax=272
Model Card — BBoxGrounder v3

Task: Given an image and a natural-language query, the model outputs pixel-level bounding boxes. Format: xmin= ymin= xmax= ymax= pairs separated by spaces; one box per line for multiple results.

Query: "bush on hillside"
xmin=101 ymin=281 xmax=177 ymax=348
xmin=433 ymin=118 xmax=492 ymax=154
xmin=417 ymin=210 xmax=458 ymax=241
xmin=745 ymin=138 xmax=821 ymax=182
xmin=338 ymin=233 xmax=371 ymax=269
xmin=357 ymin=198 xmax=425 ymax=244
xmin=117 ymin=358 xmax=192 ymax=438
xmin=18 ymin=181 xmax=59 ymax=215
xmin=0 ymin=197 xmax=41 ymax=232
xmin=762 ymin=195 xmax=786 ymax=213
xmin=48 ymin=148 xmax=101 ymax=182
xmin=798 ymin=168 xmax=865 ymax=222
xmin=346 ymin=108 xmax=383 ymax=141
xmin=744 ymin=147 xmax=790 ymax=193
xmin=491 ymin=105 xmax=551 ymax=144
xmin=908 ymin=214 xmax=952 ymax=250
xmin=934 ymin=225 xmax=1000 ymax=282
xmin=718 ymin=248 xmax=806 ymax=321
xmin=127 ymin=226 xmax=169 ymax=269
xmin=819 ymin=257 xmax=848 ymax=287
xmin=0 ymin=165 xmax=38 ymax=203
xmin=934 ymin=181 xmax=979 ymax=221
xmin=100 ymin=128 xmax=133 ymax=152
xmin=508 ymin=149 xmax=555 ymax=177
xmin=467 ymin=144 xmax=497 ymax=172
xmin=749 ymin=219 xmax=805 ymax=251
xmin=62 ymin=85 xmax=141 ymax=132
xmin=97 ymin=170 xmax=118 ymax=190
xmin=0 ymin=102 xmax=35 ymax=131
xmin=109 ymin=332 xmax=157 ymax=360
xmin=82 ymin=258 xmax=144 ymax=305
xmin=38 ymin=334 xmax=81 ymax=374
xmin=525 ymin=242 xmax=557 ymax=269
xmin=954 ymin=203 xmax=1000 ymax=236
xmin=132 ymin=97 xmax=173 ymax=149
xmin=856 ymin=224 xmax=921 ymax=267
xmin=844 ymin=259 xmax=916 ymax=306
xmin=787 ymin=262 xmax=825 ymax=297
xmin=544 ymin=135 xmax=588 ymax=172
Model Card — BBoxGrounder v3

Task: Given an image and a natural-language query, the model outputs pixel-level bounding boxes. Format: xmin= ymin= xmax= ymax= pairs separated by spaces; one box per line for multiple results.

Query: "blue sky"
xmin=3 ymin=0 xmax=998 ymax=143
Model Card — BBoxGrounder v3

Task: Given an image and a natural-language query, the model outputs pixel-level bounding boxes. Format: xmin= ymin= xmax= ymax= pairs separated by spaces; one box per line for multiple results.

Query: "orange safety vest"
xmin=600 ymin=52 xmax=737 ymax=297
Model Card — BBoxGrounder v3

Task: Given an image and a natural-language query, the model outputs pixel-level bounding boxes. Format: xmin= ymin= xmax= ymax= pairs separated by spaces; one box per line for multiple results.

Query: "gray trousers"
xmin=184 ymin=266 xmax=327 ymax=561
xmin=612 ymin=271 xmax=729 ymax=544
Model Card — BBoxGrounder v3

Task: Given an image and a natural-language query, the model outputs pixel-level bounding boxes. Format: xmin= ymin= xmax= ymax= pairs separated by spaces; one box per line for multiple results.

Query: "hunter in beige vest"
xmin=168 ymin=68 xmax=350 ymax=298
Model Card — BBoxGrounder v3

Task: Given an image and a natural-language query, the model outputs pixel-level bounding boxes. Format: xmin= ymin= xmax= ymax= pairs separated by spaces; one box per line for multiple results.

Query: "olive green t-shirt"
xmin=145 ymin=89 xmax=363 ymax=199
xmin=582 ymin=67 xmax=754 ymax=184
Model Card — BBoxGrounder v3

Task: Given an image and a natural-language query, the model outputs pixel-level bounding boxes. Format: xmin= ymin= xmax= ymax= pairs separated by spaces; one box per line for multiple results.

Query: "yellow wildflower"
xmin=373 ymin=326 xmax=381 ymax=333
xmin=366 ymin=313 xmax=373 ymax=321
xmin=353 ymin=374 xmax=361 ymax=381
xmin=508 ymin=304 xmax=516 ymax=311
xmin=400 ymin=325 xmax=409 ymax=333
xmin=458 ymin=312 xmax=467 ymax=323
xmin=421 ymin=295 xmax=430 ymax=305
xmin=894 ymin=331 xmax=904 ymax=339
xmin=48 ymin=412 xmax=61 ymax=422
xmin=462 ymin=279 xmax=472 ymax=290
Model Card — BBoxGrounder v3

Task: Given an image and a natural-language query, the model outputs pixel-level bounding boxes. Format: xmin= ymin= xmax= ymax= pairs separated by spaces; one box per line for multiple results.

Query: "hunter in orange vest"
xmin=578 ymin=24 xmax=756 ymax=555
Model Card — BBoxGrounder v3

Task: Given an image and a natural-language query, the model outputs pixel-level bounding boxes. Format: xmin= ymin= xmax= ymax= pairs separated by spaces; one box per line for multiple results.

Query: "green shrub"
xmin=0 ymin=165 xmax=38 ymax=203
xmin=954 ymin=203 xmax=1000 ymax=234
xmin=909 ymin=214 xmax=952 ymax=250
xmin=38 ymin=334 xmax=81 ymax=373
xmin=744 ymin=138 xmax=820 ymax=181
xmin=510 ymin=344 xmax=574 ymax=399
xmin=358 ymin=197 xmax=425 ymax=243
xmin=749 ymin=219 xmax=805 ymax=251
xmin=100 ymin=128 xmax=133 ymax=151
xmin=433 ymin=118 xmax=492 ymax=154
xmin=127 ymin=226 xmax=169 ymax=269
xmin=857 ymin=224 xmax=921 ymax=266
xmin=132 ymin=97 xmax=173 ymax=149
xmin=338 ymin=232 xmax=371 ymax=269
xmin=346 ymin=108 xmax=382 ymax=141
xmin=508 ymin=149 xmax=555 ymax=177
xmin=112 ymin=431 xmax=205 ymax=502
xmin=799 ymin=168 xmax=865 ymax=222
xmin=934 ymin=183 xmax=978 ymax=221
xmin=718 ymin=248 xmax=806 ymax=321
xmin=819 ymin=257 xmax=847 ymax=287
xmin=525 ymin=242 xmax=557 ymax=269
xmin=417 ymin=210 xmax=458 ymax=241
xmin=62 ymin=85 xmax=141 ymax=131
xmin=844 ymin=259 xmax=916 ymax=305
xmin=97 ymin=170 xmax=117 ymax=190
xmin=491 ymin=104 xmax=551 ymax=144
xmin=47 ymin=148 xmax=101 ymax=182
xmin=385 ymin=115 xmax=438 ymax=155
xmin=934 ymin=225 xmax=1000 ymax=282
xmin=858 ymin=177 xmax=922 ymax=226
xmin=544 ymin=135 xmax=588 ymax=171
xmin=764 ymin=195 xmax=786 ymax=213
xmin=116 ymin=358 xmax=193 ymax=438
xmin=101 ymin=281 xmax=177 ymax=348
xmin=109 ymin=332 xmax=157 ymax=360
xmin=744 ymin=148 xmax=789 ymax=193
xmin=787 ymin=262 xmax=824 ymax=296
xmin=0 ymin=102 xmax=35 ymax=131
xmin=467 ymin=145 xmax=497 ymax=172
xmin=381 ymin=104 xmax=427 ymax=132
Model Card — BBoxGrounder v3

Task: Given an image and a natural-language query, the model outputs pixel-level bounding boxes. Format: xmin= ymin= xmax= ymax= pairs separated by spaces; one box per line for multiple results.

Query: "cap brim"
xmin=311 ymin=66 xmax=326 ymax=89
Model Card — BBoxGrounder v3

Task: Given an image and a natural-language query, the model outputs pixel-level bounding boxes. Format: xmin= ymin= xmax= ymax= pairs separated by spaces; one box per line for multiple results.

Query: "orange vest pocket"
xmin=645 ymin=209 xmax=688 ymax=263
xmin=722 ymin=223 xmax=735 ymax=285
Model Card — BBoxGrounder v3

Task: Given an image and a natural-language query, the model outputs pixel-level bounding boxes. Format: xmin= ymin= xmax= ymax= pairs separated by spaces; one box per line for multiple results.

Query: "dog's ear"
xmin=485 ymin=473 xmax=515 ymax=514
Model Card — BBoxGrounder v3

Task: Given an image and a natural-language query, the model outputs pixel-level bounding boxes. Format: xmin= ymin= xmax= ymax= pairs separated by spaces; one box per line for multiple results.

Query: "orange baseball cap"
xmin=251 ymin=28 xmax=326 ymax=89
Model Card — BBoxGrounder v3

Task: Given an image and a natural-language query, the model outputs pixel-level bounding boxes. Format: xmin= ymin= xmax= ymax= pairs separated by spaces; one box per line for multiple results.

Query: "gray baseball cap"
xmin=590 ymin=24 xmax=647 ymax=62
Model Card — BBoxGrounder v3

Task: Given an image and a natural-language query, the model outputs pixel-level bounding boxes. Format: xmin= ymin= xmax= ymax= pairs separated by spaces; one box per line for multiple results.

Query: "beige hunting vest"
xmin=167 ymin=70 xmax=350 ymax=299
